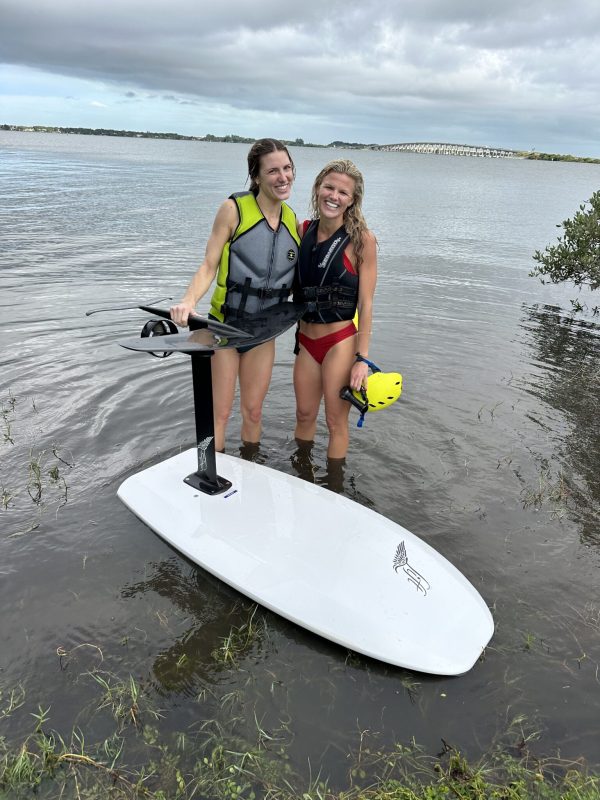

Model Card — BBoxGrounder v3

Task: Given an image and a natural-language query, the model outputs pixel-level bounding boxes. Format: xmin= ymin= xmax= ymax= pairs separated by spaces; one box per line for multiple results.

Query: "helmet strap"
xmin=355 ymin=353 xmax=381 ymax=373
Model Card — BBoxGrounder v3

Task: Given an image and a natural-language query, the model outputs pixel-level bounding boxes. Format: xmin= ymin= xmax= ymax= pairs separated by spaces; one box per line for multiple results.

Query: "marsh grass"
xmin=339 ymin=733 xmax=600 ymax=800
xmin=1 ymin=391 xmax=17 ymax=444
xmin=25 ymin=447 xmax=70 ymax=508
xmin=1 ymin=390 xmax=74 ymax=535
xmin=87 ymin=672 xmax=164 ymax=732
xmin=0 ymin=684 xmax=26 ymax=720
xmin=1 ymin=486 xmax=13 ymax=510
xmin=575 ymin=602 xmax=600 ymax=633
xmin=211 ymin=605 xmax=267 ymax=668
xmin=27 ymin=449 xmax=44 ymax=503
xmin=1 ymin=676 xmax=599 ymax=800
xmin=521 ymin=465 xmax=572 ymax=518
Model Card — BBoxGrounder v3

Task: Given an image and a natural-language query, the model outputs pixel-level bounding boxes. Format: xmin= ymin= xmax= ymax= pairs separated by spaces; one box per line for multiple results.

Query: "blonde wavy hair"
xmin=309 ymin=159 xmax=369 ymax=269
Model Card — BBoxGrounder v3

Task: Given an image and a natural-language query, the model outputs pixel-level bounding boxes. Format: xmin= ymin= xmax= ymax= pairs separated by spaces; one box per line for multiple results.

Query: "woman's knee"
xmin=296 ymin=404 xmax=318 ymax=427
xmin=241 ymin=402 xmax=263 ymax=427
xmin=324 ymin=409 xmax=348 ymax=437
xmin=213 ymin=394 xmax=234 ymax=428
xmin=214 ymin=405 xmax=233 ymax=428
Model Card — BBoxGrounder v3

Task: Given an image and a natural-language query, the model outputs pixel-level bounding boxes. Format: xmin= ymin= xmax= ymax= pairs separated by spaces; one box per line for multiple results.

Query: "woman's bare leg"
xmin=211 ymin=349 xmax=240 ymax=451
xmin=294 ymin=345 xmax=323 ymax=442
xmin=238 ymin=339 xmax=275 ymax=444
xmin=321 ymin=335 xmax=355 ymax=459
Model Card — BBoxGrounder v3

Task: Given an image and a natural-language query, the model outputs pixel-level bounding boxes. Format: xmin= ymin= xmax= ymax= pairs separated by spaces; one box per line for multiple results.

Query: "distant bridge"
xmin=376 ymin=142 xmax=519 ymax=158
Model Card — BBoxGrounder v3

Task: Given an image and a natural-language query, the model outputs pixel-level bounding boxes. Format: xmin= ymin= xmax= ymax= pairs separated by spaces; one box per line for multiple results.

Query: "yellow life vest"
xmin=209 ymin=192 xmax=299 ymax=322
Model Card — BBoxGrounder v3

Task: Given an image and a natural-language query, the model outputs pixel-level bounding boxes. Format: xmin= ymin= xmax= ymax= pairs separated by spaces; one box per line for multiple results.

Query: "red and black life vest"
xmin=294 ymin=220 xmax=359 ymax=324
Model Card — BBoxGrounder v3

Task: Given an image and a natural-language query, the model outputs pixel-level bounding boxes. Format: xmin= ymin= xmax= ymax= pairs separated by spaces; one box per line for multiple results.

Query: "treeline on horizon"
xmin=519 ymin=150 xmax=600 ymax=164
xmin=1 ymin=123 xmax=376 ymax=150
xmin=2 ymin=124 xmax=599 ymax=163
xmin=0 ymin=124 xmax=331 ymax=148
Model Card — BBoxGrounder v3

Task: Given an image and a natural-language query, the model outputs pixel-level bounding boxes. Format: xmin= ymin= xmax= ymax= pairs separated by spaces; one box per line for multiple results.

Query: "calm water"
xmin=1 ymin=132 xmax=599 ymax=782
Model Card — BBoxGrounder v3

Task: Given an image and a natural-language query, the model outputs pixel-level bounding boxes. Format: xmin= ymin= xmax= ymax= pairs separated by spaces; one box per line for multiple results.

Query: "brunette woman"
xmin=171 ymin=138 xmax=299 ymax=452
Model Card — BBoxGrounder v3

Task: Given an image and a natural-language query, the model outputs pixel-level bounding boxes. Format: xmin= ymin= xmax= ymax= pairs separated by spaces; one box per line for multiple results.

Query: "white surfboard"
xmin=118 ymin=449 xmax=493 ymax=675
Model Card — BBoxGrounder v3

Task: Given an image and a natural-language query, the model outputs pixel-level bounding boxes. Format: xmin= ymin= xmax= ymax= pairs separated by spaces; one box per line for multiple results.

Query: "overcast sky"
xmin=1 ymin=0 xmax=599 ymax=155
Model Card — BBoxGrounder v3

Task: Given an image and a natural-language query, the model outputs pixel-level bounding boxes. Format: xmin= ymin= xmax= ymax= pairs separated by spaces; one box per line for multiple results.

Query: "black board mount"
xmin=118 ymin=302 xmax=305 ymax=495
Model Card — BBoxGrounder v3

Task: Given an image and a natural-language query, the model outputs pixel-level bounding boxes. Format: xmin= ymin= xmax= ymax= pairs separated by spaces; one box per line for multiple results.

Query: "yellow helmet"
xmin=356 ymin=370 xmax=402 ymax=411
xmin=340 ymin=356 xmax=403 ymax=427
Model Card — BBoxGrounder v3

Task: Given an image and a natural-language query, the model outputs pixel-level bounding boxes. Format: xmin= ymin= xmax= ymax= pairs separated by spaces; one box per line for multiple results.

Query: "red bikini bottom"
xmin=298 ymin=322 xmax=356 ymax=365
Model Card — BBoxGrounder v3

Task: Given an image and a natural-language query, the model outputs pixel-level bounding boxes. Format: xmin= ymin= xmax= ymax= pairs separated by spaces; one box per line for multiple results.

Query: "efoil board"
xmin=118 ymin=450 xmax=493 ymax=675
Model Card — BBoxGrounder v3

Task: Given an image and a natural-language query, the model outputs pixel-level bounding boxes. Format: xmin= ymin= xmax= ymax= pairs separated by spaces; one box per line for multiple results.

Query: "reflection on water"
xmin=289 ymin=438 xmax=345 ymax=489
xmin=519 ymin=304 xmax=600 ymax=545
xmin=288 ymin=438 xmax=377 ymax=500
xmin=122 ymin=559 xmax=268 ymax=694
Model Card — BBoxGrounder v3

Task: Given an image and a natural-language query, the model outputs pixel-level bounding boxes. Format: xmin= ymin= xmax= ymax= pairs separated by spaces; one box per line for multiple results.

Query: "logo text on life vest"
xmin=318 ymin=237 xmax=342 ymax=269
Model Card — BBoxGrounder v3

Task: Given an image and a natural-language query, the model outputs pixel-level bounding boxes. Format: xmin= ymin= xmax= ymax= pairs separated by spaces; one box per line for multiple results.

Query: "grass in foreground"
xmin=1 ymin=678 xmax=599 ymax=800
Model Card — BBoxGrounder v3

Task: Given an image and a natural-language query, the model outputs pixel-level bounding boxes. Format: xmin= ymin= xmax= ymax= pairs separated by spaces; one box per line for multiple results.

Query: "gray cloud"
xmin=1 ymin=0 xmax=598 ymax=151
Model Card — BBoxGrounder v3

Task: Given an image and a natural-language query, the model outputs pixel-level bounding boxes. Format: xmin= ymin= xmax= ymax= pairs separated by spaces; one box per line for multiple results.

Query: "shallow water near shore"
xmin=1 ymin=132 xmax=599 ymax=784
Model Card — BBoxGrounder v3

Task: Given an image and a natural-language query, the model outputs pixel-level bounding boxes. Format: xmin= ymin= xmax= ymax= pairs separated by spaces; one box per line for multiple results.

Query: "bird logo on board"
xmin=287 ymin=249 xmax=296 ymax=262
xmin=393 ymin=542 xmax=431 ymax=596
xmin=197 ymin=436 xmax=214 ymax=472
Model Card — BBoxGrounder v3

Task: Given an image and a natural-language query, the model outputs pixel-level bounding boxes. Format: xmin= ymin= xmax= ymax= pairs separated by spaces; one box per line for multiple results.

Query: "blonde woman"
xmin=293 ymin=159 xmax=377 ymax=460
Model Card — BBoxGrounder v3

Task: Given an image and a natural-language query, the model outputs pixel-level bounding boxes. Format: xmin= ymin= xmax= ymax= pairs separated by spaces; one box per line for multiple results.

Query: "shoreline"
xmin=2 ymin=124 xmax=599 ymax=163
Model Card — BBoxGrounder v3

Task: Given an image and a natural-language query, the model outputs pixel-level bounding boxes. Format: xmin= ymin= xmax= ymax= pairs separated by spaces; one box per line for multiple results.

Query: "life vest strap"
xmin=228 ymin=282 xmax=291 ymax=300
xmin=297 ymin=284 xmax=356 ymax=312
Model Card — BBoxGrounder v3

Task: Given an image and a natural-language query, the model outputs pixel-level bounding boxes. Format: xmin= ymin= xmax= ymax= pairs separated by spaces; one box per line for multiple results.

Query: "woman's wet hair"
xmin=247 ymin=138 xmax=295 ymax=195
xmin=310 ymin=159 xmax=369 ymax=268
